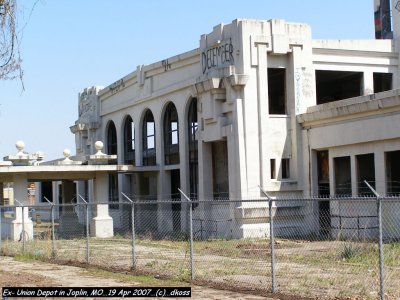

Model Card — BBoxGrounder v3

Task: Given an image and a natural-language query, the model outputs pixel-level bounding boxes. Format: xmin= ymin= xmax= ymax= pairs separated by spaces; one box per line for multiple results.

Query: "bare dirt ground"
xmin=0 ymin=256 xmax=274 ymax=300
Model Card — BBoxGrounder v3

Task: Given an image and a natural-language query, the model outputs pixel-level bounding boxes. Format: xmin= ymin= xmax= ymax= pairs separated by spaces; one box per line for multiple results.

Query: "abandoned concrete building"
xmin=2 ymin=0 xmax=400 ymax=240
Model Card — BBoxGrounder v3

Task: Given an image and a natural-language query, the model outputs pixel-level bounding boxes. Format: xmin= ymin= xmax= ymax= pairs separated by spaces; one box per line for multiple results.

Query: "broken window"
xmin=188 ymin=98 xmax=198 ymax=199
xmin=373 ymin=72 xmax=392 ymax=93
xmin=164 ymin=102 xmax=179 ymax=165
xmin=268 ymin=68 xmax=286 ymax=114
xmin=281 ymin=158 xmax=290 ymax=179
xmin=334 ymin=156 xmax=351 ymax=196
xmin=385 ymin=150 xmax=400 ymax=195
xmin=356 ymin=153 xmax=375 ymax=196
xmin=123 ymin=115 xmax=135 ymax=165
xmin=316 ymin=70 xmax=363 ymax=104
xmin=142 ymin=109 xmax=156 ymax=166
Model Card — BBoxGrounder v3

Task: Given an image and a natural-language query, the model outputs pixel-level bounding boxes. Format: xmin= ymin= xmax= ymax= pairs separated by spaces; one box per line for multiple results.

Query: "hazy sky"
xmin=1 ymin=0 xmax=375 ymax=160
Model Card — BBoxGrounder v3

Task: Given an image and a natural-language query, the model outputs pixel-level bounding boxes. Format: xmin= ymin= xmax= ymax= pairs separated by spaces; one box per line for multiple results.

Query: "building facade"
xmin=69 ymin=0 xmax=400 ymax=238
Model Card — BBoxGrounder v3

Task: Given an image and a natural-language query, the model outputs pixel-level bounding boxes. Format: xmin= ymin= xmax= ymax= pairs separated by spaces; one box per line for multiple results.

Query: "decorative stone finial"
xmin=88 ymin=140 xmax=117 ymax=165
xmin=94 ymin=141 xmax=104 ymax=155
xmin=63 ymin=149 xmax=72 ymax=161
xmin=16 ymin=140 xmax=25 ymax=156
xmin=57 ymin=148 xmax=82 ymax=165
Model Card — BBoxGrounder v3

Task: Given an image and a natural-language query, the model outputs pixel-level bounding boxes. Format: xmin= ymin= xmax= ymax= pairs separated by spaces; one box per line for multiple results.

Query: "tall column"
xmin=91 ymin=173 xmax=113 ymax=238
xmin=392 ymin=0 xmax=400 ymax=87
xmin=0 ymin=182 xmax=3 ymax=206
xmin=256 ymin=42 xmax=269 ymax=193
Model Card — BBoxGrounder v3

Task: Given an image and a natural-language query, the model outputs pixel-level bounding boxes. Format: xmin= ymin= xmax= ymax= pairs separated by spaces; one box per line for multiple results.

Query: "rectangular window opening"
xmin=268 ymin=68 xmax=286 ymax=114
xmin=373 ymin=72 xmax=392 ymax=93
xmin=356 ymin=153 xmax=375 ymax=196
xmin=334 ymin=156 xmax=351 ymax=196
xmin=270 ymin=159 xmax=276 ymax=179
xmin=385 ymin=150 xmax=400 ymax=196
xmin=316 ymin=70 xmax=363 ymax=105
xmin=281 ymin=158 xmax=290 ymax=179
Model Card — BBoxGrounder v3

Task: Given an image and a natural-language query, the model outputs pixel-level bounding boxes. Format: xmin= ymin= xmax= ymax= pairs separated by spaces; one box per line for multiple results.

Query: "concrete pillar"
xmin=375 ymin=151 xmax=386 ymax=195
xmin=198 ymin=141 xmax=213 ymax=200
xmin=392 ymin=0 xmax=400 ymax=88
xmin=91 ymin=173 xmax=113 ymax=238
xmin=0 ymin=182 xmax=3 ymax=206
xmin=351 ymin=155 xmax=357 ymax=197
xmin=8 ymin=174 xmax=33 ymax=241
xmin=363 ymin=71 xmax=374 ymax=95
xmin=157 ymin=169 xmax=173 ymax=233
xmin=256 ymin=42 xmax=270 ymax=192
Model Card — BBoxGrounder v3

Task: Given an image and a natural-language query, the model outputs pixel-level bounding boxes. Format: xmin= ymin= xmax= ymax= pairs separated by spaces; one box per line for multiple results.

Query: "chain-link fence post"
xmin=121 ymin=192 xmax=136 ymax=270
xmin=85 ymin=202 xmax=90 ymax=264
xmin=364 ymin=181 xmax=384 ymax=300
xmin=259 ymin=186 xmax=276 ymax=293
xmin=178 ymin=188 xmax=194 ymax=281
xmin=22 ymin=205 xmax=26 ymax=253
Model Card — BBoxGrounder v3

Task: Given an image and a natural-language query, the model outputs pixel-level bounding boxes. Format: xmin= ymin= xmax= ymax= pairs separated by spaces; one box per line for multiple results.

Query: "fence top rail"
xmin=1 ymin=196 xmax=400 ymax=209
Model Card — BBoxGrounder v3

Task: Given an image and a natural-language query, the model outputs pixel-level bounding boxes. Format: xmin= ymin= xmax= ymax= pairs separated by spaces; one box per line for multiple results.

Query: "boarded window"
xmin=268 ymin=68 xmax=286 ymax=114
xmin=317 ymin=151 xmax=330 ymax=196
xmin=316 ymin=70 xmax=363 ymax=105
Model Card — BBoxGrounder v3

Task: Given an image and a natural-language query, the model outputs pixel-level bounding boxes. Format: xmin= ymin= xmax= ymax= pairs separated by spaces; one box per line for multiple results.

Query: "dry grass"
xmin=1 ymin=232 xmax=400 ymax=299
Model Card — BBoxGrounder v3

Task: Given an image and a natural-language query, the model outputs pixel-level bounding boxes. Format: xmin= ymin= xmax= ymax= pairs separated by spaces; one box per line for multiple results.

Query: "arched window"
xmin=187 ymin=98 xmax=198 ymax=199
xmin=123 ymin=115 xmax=135 ymax=165
xmin=106 ymin=121 xmax=118 ymax=208
xmin=142 ymin=109 xmax=156 ymax=166
xmin=164 ymin=102 xmax=179 ymax=165
xmin=106 ymin=121 xmax=118 ymax=155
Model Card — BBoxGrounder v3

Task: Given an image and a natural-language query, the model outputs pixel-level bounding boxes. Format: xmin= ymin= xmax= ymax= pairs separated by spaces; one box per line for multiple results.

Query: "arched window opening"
xmin=142 ymin=109 xmax=156 ymax=166
xmin=164 ymin=103 xmax=179 ymax=165
xmin=106 ymin=121 xmax=118 ymax=208
xmin=123 ymin=116 xmax=135 ymax=165
xmin=187 ymin=98 xmax=198 ymax=199
xmin=106 ymin=121 xmax=118 ymax=156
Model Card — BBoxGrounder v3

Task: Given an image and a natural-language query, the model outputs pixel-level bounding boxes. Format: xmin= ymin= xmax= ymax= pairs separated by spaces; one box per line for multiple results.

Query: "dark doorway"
xmin=317 ymin=151 xmax=330 ymax=237
xmin=334 ymin=156 xmax=352 ymax=196
xmin=386 ymin=150 xmax=400 ymax=195
xmin=41 ymin=181 xmax=53 ymax=202
xmin=356 ymin=153 xmax=375 ymax=196
xmin=170 ymin=169 xmax=181 ymax=231
xmin=212 ymin=141 xmax=229 ymax=199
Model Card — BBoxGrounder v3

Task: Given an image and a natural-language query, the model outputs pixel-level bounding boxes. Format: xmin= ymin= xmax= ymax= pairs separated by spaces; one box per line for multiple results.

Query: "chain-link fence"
xmin=1 ymin=195 xmax=400 ymax=299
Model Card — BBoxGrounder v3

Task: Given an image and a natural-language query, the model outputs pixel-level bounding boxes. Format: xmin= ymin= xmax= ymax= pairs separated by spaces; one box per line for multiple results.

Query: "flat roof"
xmin=0 ymin=164 xmax=134 ymax=182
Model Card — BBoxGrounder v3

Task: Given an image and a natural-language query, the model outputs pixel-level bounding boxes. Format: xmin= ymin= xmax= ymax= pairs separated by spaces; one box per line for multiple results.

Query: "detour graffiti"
xmin=201 ymin=38 xmax=234 ymax=74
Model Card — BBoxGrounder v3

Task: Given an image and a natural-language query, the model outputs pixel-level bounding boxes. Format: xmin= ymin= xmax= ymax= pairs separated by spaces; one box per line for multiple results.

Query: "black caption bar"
xmin=2 ymin=287 xmax=191 ymax=298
